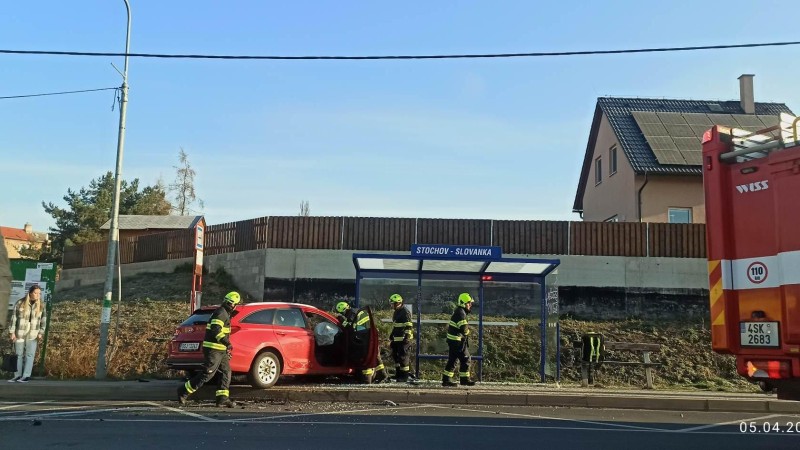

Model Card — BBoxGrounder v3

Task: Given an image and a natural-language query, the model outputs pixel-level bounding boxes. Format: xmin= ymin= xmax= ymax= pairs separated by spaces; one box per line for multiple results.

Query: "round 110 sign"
xmin=747 ymin=261 xmax=768 ymax=284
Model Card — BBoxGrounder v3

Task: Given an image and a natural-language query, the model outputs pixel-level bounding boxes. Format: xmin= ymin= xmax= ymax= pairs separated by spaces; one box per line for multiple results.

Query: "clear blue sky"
xmin=1 ymin=0 xmax=798 ymax=232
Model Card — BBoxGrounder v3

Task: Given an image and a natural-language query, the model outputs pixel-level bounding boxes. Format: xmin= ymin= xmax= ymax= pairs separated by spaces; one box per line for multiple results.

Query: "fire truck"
xmin=702 ymin=112 xmax=800 ymax=400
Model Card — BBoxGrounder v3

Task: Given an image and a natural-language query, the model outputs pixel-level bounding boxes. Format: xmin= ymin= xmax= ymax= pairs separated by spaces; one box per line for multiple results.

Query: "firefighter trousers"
xmin=391 ymin=340 xmax=412 ymax=372
xmin=184 ymin=349 xmax=231 ymax=398
xmin=443 ymin=339 xmax=470 ymax=378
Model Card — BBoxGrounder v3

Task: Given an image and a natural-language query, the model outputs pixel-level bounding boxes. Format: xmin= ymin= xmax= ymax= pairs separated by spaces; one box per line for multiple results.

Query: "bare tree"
xmin=170 ymin=148 xmax=203 ymax=215
xmin=299 ymin=200 xmax=310 ymax=216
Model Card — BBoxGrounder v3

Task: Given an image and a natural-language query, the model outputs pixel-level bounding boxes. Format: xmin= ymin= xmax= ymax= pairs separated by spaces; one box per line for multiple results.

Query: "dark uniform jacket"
xmin=446 ymin=307 xmax=470 ymax=342
xmin=202 ymin=306 xmax=232 ymax=351
xmin=391 ymin=307 xmax=413 ymax=342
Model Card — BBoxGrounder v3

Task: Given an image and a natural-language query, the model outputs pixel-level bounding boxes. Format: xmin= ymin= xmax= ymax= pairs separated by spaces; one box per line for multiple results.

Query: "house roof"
xmin=572 ymin=97 xmax=794 ymax=212
xmin=100 ymin=215 xmax=203 ymax=230
xmin=0 ymin=226 xmax=31 ymax=241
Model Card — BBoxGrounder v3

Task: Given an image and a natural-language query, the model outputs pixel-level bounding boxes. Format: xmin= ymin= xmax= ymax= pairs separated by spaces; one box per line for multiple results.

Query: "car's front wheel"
xmin=248 ymin=351 xmax=281 ymax=388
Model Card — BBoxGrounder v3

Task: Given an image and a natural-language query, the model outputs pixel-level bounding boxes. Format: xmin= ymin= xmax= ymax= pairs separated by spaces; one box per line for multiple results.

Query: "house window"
xmin=609 ymin=145 xmax=618 ymax=175
xmin=605 ymin=215 xmax=619 ymax=222
xmin=594 ymin=157 xmax=602 ymax=185
xmin=668 ymin=208 xmax=692 ymax=223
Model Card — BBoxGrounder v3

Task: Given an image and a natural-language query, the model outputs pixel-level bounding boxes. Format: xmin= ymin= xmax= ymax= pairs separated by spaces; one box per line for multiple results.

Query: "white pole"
xmin=96 ymin=0 xmax=131 ymax=379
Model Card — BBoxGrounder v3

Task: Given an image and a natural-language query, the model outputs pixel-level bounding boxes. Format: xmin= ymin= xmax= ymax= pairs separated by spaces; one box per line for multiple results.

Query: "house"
xmin=0 ymin=223 xmax=49 ymax=258
xmin=572 ymin=75 xmax=794 ymax=223
xmin=99 ymin=215 xmax=203 ymax=241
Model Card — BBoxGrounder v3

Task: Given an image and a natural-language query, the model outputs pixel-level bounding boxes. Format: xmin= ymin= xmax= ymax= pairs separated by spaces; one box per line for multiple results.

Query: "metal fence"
xmin=62 ymin=216 xmax=708 ymax=269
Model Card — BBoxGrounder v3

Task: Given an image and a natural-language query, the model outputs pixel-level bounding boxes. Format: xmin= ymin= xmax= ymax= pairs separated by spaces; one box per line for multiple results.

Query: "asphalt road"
xmin=0 ymin=399 xmax=798 ymax=449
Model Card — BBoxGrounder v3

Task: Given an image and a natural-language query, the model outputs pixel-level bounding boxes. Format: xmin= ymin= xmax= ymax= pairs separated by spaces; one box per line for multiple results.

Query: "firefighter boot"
xmin=177 ymin=386 xmax=189 ymax=406
xmin=374 ymin=367 xmax=389 ymax=383
xmin=442 ymin=374 xmax=458 ymax=387
xmin=216 ymin=396 xmax=236 ymax=408
xmin=396 ymin=369 xmax=409 ymax=383
xmin=460 ymin=377 xmax=476 ymax=386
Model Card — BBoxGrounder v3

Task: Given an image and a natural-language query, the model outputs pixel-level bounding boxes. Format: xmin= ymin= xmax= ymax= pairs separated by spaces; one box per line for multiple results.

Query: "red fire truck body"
xmin=702 ymin=113 xmax=800 ymax=399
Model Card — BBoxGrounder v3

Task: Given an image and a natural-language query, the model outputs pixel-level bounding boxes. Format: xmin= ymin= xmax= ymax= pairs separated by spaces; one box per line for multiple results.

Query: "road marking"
xmin=0 ymin=405 xmax=90 ymax=416
xmin=0 ymin=406 xmax=155 ymax=421
xmin=0 ymin=400 xmax=52 ymax=411
xmin=428 ymin=405 xmax=666 ymax=431
xmin=677 ymin=414 xmax=783 ymax=432
xmin=145 ymin=401 xmax=219 ymax=422
xmin=231 ymin=403 xmax=435 ymax=422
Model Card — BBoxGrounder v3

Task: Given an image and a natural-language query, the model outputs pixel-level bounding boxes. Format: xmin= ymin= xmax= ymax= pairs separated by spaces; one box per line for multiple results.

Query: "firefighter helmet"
xmin=457 ymin=293 xmax=474 ymax=307
xmin=224 ymin=291 xmax=241 ymax=305
xmin=389 ymin=294 xmax=403 ymax=303
xmin=335 ymin=301 xmax=350 ymax=314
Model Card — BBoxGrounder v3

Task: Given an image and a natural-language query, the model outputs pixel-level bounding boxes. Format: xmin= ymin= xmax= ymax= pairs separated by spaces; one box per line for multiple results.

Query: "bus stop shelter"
xmin=352 ymin=244 xmax=560 ymax=382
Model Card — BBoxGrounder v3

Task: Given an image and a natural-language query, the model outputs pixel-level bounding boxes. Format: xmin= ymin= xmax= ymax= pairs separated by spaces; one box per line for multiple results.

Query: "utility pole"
xmin=96 ymin=0 xmax=131 ymax=379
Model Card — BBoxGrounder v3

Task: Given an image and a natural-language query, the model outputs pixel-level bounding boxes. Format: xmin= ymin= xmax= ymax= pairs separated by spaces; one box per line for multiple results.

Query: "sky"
xmin=1 ymin=0 xmax=798 ymax=233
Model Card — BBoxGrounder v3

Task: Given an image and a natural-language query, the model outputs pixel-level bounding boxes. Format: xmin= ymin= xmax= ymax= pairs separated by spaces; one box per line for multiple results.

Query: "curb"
xmin=1 ymin=381 xmax=798 ymax=414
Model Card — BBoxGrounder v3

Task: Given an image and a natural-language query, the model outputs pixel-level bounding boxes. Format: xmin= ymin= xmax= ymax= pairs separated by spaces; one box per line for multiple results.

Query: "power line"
xmin=0 ymin=87 xmax=118 ymax=100
xmin=1 ymin=40 xmax=799 ymax=61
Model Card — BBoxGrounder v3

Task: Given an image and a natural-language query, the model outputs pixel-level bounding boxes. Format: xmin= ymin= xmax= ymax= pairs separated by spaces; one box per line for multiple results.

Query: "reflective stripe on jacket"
xmin=390 ymin=307 xmax=413 ymax=342
xmin=202 ymin=306 xmax=231 ymax=351
xmin=446 ymin=307 xmax=469 ymax=341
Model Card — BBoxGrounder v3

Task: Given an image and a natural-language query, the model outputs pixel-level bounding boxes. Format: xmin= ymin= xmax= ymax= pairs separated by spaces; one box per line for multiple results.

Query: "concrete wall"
xmin=57 ymin=249 xmax=711 ymax=320
xmin=57 ymin=249 xmax=710 ymax=291
xmin=57 ymin=257 xmax=194 ymax=289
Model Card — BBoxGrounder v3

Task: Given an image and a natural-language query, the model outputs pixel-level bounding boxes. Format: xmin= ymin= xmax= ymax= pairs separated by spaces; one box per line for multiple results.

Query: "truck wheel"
xmin=248 ymin=351 xmax=281 ymax=388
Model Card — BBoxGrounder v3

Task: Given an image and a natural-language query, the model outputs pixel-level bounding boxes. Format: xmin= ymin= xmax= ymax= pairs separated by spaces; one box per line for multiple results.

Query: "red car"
xmin=166 ymin=302 xmax=378 ymax=388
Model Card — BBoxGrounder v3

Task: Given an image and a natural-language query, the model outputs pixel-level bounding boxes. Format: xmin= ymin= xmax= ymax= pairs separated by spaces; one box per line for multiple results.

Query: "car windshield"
xmin=180 ymin=311 xmax=213 ymax=326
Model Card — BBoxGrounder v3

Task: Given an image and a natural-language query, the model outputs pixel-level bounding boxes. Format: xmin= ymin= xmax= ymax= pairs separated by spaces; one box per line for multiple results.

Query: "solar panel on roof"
xmin=638 ymin=123 xmax=669 ymax=136
xmin=673 ymin=137 xmax=700 ymax=152
xmin=732 ymin=114 xmax=766 ymax=128
xmin=682 ymin=113 xmax=713 ymax=126
xmin=652 ymin=148 xmax=686 ymax=165
xmin=757 ymin=115 xmax=779 ymax=127
xmin=690 ymin=125 xmax=712 ymax=137
xmin=646 ymin=135 xmax=678 ymax=150
xmin=707 ymin=114 xmax=738 ymax=127
xmin=680 ymin=151 xmax=703 ymax=165
xmin=664 ymin=124 xmax=695 ymax=137
xmin=656 ymin=112 xmax=688 ymax=125
xmin=631 ymin=111 xmax=661 ymax=124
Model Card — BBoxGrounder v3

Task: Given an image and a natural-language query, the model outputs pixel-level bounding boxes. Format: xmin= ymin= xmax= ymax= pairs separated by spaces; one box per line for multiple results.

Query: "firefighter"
xmin=177 ymin=291 xmax=240 ymax=407
xmin=335 ymin=301 xmax=388 ymax=383
xmin=442 ymin=293 xmax=476 ymax=387
xmin=388 ymin=294 xmax=414 ymax=382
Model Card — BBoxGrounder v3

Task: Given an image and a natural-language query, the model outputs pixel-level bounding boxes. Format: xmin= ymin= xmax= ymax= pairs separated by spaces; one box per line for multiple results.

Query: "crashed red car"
xmin=166 ymin=302 xmax=378 ymax=388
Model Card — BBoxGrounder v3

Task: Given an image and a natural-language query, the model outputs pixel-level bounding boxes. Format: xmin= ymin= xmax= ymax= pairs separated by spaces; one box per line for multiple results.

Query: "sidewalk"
xmin=1 ymin=378 xmax=797 ymax=414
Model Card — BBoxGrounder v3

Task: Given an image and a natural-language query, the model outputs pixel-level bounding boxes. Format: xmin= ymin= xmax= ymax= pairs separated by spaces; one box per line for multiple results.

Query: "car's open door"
xmin=345 ymin=306 xmax=379 ymax=371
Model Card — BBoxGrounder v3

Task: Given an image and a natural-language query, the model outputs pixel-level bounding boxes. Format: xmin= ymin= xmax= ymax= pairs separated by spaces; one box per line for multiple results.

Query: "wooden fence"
xmin=62 ymin=216 xmax=708 ymax=269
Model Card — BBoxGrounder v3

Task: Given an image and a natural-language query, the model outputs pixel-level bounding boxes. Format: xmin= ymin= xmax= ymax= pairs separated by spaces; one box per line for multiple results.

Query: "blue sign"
xmin=410 ymin=244 xmax=502 ymax=260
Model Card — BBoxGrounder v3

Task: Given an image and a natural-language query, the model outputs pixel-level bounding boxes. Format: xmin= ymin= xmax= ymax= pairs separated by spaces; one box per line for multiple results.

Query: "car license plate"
xmin=179 ymin=342 xmax=200 ymax=352
xmin=740 ymin=322 xmax=779 ymax=347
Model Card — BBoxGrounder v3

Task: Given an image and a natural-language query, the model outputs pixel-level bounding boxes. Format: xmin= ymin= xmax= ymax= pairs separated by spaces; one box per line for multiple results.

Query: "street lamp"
xmin=96 ymin=0 xmax=131 ymax=379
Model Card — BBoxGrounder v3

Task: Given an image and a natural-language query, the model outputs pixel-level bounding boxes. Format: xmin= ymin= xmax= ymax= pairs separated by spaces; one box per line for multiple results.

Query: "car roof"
xmin=197 ymin=302 xmax=321 ymax=311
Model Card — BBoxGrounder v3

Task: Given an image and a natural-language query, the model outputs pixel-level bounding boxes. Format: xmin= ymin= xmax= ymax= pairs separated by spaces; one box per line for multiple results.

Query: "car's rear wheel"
xmin=248 ymin=351 xmax=281 ymax=388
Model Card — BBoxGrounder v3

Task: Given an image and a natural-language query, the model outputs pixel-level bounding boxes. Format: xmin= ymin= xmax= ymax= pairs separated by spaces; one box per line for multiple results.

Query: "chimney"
xmin=23 ymin=223 xmax=32 ymax=234
xmin=738 ymin=74 xmax=755 ymax=114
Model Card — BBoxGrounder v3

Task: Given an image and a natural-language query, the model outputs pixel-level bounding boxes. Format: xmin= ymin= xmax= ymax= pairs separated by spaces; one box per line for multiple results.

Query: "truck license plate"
xmin=740 ymin=322 xmax=779 ymax=347
xmin=179 ymin=342 xmax=200 ymax=352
